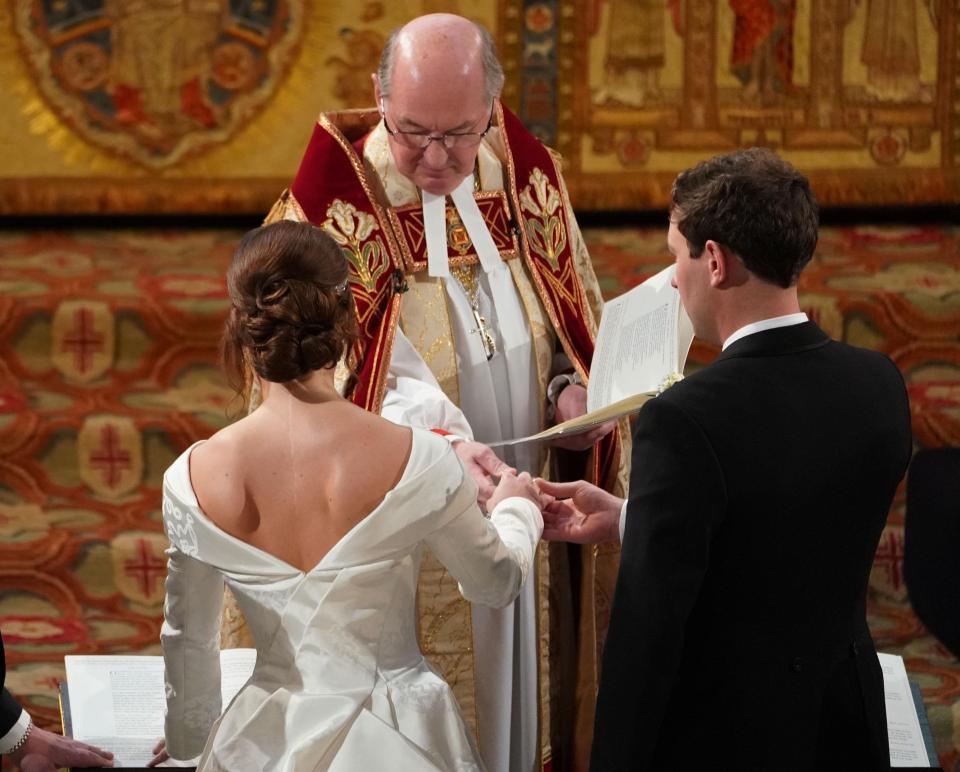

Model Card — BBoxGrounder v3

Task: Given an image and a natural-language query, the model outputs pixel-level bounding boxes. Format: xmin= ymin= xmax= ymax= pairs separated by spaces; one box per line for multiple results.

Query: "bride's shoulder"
xmin=192 ymin=422 xmax=242 ymax=461
xmin=162 ymin=424 xmax=246 ymax=517
xmin=397 ymin=430 xmax=470 ymax=497
xmin=407 ymin=427 xmax=457 ymax=463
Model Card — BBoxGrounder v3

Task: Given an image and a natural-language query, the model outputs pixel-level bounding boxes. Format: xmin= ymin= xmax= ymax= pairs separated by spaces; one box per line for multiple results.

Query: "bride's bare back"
xmin=186 ymin=220 xmax=535 ymax=575
xmin=188 ymin=376 xmax=413 ymax=572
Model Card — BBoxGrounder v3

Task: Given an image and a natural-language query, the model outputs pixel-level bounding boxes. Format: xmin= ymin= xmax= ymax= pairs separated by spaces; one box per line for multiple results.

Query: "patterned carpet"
xmin=1 ymin=224 xmax=958 ymax=768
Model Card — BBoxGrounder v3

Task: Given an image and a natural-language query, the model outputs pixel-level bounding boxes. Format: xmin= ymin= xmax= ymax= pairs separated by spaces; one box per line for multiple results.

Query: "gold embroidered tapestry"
xmin=0 ymin=0 xmax=501 ymax=214
xmin=562 ymin=0 xmax=958 ymax=207
xmin=0 ymin=0 xmax=957 ymax=213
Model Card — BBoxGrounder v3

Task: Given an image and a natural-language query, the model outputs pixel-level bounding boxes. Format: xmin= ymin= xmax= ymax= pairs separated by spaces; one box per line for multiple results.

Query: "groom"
xmin=539 ymin=148 xmax=912 ymax=770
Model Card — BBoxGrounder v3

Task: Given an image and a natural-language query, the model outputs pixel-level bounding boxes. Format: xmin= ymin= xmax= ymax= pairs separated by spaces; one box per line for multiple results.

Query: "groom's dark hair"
xmin=670 ymin=147 xmax=819 ymax=289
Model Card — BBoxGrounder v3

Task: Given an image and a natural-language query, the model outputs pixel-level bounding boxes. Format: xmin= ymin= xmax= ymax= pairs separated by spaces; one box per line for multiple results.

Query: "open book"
xmin=61 ymin=649 xmax=256 ymax=769
xmin=491 ymin=264 xmax=694 ymax=447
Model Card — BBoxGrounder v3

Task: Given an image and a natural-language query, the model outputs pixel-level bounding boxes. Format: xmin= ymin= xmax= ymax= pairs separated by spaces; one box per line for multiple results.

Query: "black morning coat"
xmin=2 ymin=633 xmax=25 ymax=740
xmin=591 ymin=322 xmax=912 ymax=771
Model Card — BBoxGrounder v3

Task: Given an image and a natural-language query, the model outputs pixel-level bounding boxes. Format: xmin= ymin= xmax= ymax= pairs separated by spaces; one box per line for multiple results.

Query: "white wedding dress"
xmin=160 ymin=428 xmax=543 ymax=772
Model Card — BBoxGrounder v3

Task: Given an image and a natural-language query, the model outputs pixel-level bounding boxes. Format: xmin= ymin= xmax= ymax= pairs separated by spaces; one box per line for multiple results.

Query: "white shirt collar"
xmin=722 ymin=312 xmax=809 ymax=351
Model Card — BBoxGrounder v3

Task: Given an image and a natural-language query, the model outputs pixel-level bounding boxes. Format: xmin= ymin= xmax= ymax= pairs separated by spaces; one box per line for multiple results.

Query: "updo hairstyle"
xmin=222 ymin=220 xmax=358 ymax=390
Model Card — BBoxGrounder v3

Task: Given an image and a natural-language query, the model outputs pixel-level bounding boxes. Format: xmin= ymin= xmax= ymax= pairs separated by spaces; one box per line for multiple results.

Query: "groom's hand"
xmin=535 ymin=479 xmax=624 ymax=544
xmin=453 ymin=440 xmax=513 ymax=506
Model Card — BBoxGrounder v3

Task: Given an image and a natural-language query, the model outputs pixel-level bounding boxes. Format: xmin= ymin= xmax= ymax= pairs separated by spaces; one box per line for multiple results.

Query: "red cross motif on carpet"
xmin=872 ymin=529 xmax=905 ymax=594
xmin=62 ymin=307 xmax=103 ymax=374
xmin=52 ymin=300 xmax=114 ymax=382
xmin=78 ymin=415 xmax=143 ymax=498
xmin=124 ymin=538 xmax=167 ymax=599
xmin=89 ymin=424 xmax=131 ymax=489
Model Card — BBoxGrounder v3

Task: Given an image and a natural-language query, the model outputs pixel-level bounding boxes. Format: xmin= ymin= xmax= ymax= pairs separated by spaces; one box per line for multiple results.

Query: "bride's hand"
xmin=486 ymin=470 xmax=551 ymax=514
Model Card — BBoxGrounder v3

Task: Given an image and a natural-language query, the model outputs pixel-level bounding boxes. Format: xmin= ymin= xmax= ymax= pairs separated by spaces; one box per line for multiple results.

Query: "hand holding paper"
xmin=490 ymin=264 xmax=693 ymax=448
xmin=10 ymin=728 xmax=114 ymax=772
xmin=62 ymin=650 xmax=256 ymax=768
xmin=549 ymin=383 xmax=617 ymax=450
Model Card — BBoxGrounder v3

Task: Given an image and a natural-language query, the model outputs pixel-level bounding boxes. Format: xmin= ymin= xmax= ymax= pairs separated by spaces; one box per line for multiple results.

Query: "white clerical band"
xmin=448 ymin=178 xmax=503 ymax=274
xmin=422 ymin=188 xmax=450 ymax=278
xmin=422 ymin=176 xmax=503 ymax=278
xmin=0 ymin=709 xmax=31 ymax=755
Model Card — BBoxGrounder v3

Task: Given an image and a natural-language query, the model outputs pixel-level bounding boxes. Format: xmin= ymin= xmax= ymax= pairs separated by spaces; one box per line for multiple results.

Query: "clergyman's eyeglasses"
xmin=381 ymin=101 xmax=494 ymax=150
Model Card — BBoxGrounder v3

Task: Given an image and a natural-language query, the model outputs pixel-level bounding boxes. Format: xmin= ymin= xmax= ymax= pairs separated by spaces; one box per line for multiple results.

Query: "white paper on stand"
xmin=63 ymin=649 xmax=256 ymax=768
xmin=879 ymin=652 xmax=931 ymax=767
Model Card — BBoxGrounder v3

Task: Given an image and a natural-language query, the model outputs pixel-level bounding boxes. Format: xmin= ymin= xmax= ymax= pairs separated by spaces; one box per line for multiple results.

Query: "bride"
xmin=150 ymin=220 xmax=544 ymax=771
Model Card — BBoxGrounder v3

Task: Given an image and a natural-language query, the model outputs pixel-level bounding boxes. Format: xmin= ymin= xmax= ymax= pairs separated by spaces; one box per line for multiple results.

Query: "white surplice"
xmin=369 ymin=128 xmax=545 ymax=772
xmin=160 ymin=429 xmax=542 ymax=772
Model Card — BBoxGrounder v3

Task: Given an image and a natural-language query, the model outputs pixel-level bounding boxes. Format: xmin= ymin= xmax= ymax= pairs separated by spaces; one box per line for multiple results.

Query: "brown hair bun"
xmin=221 ymin=220 xmax=359 ymax=389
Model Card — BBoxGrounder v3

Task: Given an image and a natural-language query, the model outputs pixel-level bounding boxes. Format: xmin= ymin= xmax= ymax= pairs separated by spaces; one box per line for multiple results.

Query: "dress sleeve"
xmin=381 ymin=326 xmax=474 ymax=439
xmin=424 ymin=481 xmax=543 ymax=609
xmin=161 ymin=500 xmax=226 ymax=760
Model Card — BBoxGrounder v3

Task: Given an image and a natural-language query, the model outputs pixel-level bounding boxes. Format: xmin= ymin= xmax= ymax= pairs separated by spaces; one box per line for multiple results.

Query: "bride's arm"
xmin=424 ymin=473 xmax=543 ymax=608
xmin=160 ymin=497 xmax=225 ymax=760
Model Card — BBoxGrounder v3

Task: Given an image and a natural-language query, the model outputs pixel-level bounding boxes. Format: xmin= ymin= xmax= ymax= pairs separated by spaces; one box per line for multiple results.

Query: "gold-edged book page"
xmin=489 ymin=391 xmax=655 ymax=448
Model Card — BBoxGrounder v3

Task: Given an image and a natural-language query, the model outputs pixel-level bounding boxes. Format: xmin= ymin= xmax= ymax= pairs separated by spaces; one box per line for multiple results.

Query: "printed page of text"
xmin=65 ymin=650 xmax=256 ymax=767
xmin=588 ymin=264 xmax=693 ymax=413
xmin=879 ymin=652 xmax=930 ymax=767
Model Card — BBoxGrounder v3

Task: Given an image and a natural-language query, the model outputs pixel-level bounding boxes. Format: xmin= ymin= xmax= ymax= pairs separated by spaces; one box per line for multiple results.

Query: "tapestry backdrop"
xmin=0 ymin=0 xmax=956 ymax=213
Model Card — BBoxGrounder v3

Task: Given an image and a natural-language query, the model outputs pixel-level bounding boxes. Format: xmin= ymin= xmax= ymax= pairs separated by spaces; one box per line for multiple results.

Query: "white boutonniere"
xmin=657 ymin=371 xmax=684 ymax=395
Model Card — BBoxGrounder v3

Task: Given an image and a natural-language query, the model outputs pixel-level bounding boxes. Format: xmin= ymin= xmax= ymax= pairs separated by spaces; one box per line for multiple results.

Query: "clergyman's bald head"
xmin=377 ymin=14 xmax=505 ymax=102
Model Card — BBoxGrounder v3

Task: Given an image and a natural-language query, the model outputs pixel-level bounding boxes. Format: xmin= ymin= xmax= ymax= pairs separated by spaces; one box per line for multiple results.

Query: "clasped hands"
xmin=455 ymin=434 xmax=624 ymax=545
xmin=476 ymin=458 xmax=623 ymax=545
xmin=454 ymin=382 xmax=616 ymax=506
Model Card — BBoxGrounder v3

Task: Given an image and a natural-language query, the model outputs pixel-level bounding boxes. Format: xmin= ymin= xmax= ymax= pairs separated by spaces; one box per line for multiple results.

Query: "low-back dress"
xmin=160 ymin=428 xmax=543 ymax=771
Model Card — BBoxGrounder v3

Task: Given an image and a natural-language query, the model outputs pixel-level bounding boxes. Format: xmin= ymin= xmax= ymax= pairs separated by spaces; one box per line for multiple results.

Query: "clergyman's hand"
xmin=11 ymin=726 xmax=114 ymax=771
xmin=453 ymin=440 xmax=513 ymax=506
xmin=549 ymin=383 xmax=616 ymax=451
xmin=535 ymin=479 xmax=624 ymax=544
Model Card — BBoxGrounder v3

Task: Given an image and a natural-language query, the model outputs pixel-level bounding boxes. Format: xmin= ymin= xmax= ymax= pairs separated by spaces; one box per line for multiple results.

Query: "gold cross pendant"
xmin=470 ymin=308 xmax=497 ymax=360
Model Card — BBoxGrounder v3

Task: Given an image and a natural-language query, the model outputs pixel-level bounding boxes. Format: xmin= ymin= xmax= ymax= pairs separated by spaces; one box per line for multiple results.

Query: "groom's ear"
xmin=704 ymin=240 xmax=726 ymax=288
xmin=705 ymin=241 xmax=747 ymax=289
